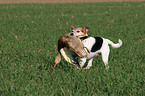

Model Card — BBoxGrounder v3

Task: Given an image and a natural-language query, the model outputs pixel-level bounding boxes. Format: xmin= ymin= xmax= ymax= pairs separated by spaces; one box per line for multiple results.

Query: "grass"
xmin=0 ymin=1 xmax=144 ymax=95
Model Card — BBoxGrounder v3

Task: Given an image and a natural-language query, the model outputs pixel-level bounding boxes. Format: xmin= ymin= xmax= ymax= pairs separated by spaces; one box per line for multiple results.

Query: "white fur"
xmin=79 ymin=37 xmax=123 ymax=70
xmin=60 ymin=48 xmax=73 ymax=64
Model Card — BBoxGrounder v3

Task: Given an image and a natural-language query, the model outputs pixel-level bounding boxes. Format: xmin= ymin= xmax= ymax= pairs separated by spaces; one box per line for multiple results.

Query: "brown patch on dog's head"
xmin=82 ymin=26 xmax=89 ymax=34
xmin=70 ymin=26 xmax=89 ymax=38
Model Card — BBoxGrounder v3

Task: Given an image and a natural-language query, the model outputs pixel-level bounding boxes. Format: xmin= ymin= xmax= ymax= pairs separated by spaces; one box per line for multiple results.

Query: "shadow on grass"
xmin=37 ymin=55 xmax=77 ymax=73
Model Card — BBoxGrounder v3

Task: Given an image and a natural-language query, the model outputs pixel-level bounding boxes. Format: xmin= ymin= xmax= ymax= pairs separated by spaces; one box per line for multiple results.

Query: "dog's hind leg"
xmin=85 ymin=58 xmax=94 ymax=69
xmin=101 ymin=45 xmax=110 ymax=70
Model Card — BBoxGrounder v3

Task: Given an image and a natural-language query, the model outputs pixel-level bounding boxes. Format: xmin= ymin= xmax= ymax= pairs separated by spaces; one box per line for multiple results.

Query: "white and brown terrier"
xmin=71 ymin=26 xmax=123 ymax=70
xmin=54 ymin=26 xmax=89 ymax=68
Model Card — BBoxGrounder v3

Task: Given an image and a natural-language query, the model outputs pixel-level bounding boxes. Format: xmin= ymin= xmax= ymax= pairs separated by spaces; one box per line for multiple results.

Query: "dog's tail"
xmin=54 ymin=51 xmax=61 ymax=68
xmin=106 ymin=39 xmax=123 ymax=48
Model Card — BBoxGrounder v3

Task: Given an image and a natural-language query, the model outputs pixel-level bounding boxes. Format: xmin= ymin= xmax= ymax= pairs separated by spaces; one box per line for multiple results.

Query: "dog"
xmin=54 ymin=26 xmax=90 ymax=68
xmin=79 ymin=36 xmax=122 ymax=70
xmin=70 ymin=27 xmax=123 ymax=70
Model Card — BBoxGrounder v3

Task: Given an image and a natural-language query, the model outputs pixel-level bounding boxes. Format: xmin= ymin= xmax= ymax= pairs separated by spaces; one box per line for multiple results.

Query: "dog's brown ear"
xmin=70 ymin=26 xmax=75 ymax=30
xmin=83 ymin=26 xmax=89 ymax=33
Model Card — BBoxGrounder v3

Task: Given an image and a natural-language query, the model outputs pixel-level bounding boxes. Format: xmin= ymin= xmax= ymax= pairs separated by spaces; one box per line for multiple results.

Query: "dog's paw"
xmin=84 ymin=66 xmax=91 ymax=69
xmin=106 ymin=65 xmax=109 ymax=70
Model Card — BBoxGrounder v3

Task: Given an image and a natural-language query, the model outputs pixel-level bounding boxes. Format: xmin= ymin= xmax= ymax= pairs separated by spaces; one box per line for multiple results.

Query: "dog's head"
xmin=69 ymin=26 xmax=89 ymax=38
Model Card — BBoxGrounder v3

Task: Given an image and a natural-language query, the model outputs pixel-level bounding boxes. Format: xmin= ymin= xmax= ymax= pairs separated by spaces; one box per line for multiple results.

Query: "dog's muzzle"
xmin=70 ymin=32 xmax=74 ymax=36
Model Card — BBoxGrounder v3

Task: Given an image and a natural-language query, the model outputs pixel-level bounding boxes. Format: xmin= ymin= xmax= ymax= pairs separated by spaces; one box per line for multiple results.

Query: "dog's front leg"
xmin=84 ymin=58 xmax=93 ymax=69
xmin=79 ymin=58 xmax=86 ymax=68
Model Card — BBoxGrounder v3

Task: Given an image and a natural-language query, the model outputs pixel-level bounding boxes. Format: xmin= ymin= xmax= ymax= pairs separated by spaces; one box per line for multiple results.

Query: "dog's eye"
xmin=81 ymin=30 xmax=84 ymax=32
xmin=77 ymin=31 xmax=80 ymax=33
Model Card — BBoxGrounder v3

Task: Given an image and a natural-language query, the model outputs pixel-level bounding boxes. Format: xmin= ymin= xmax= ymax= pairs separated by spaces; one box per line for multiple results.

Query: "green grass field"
xmin=0 ymin=2 xmax=144 ymax=95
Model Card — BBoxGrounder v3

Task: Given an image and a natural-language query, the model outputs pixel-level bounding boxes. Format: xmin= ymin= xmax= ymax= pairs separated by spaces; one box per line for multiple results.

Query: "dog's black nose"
xmin=70 ymin=33 xmax=74 ymax=36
